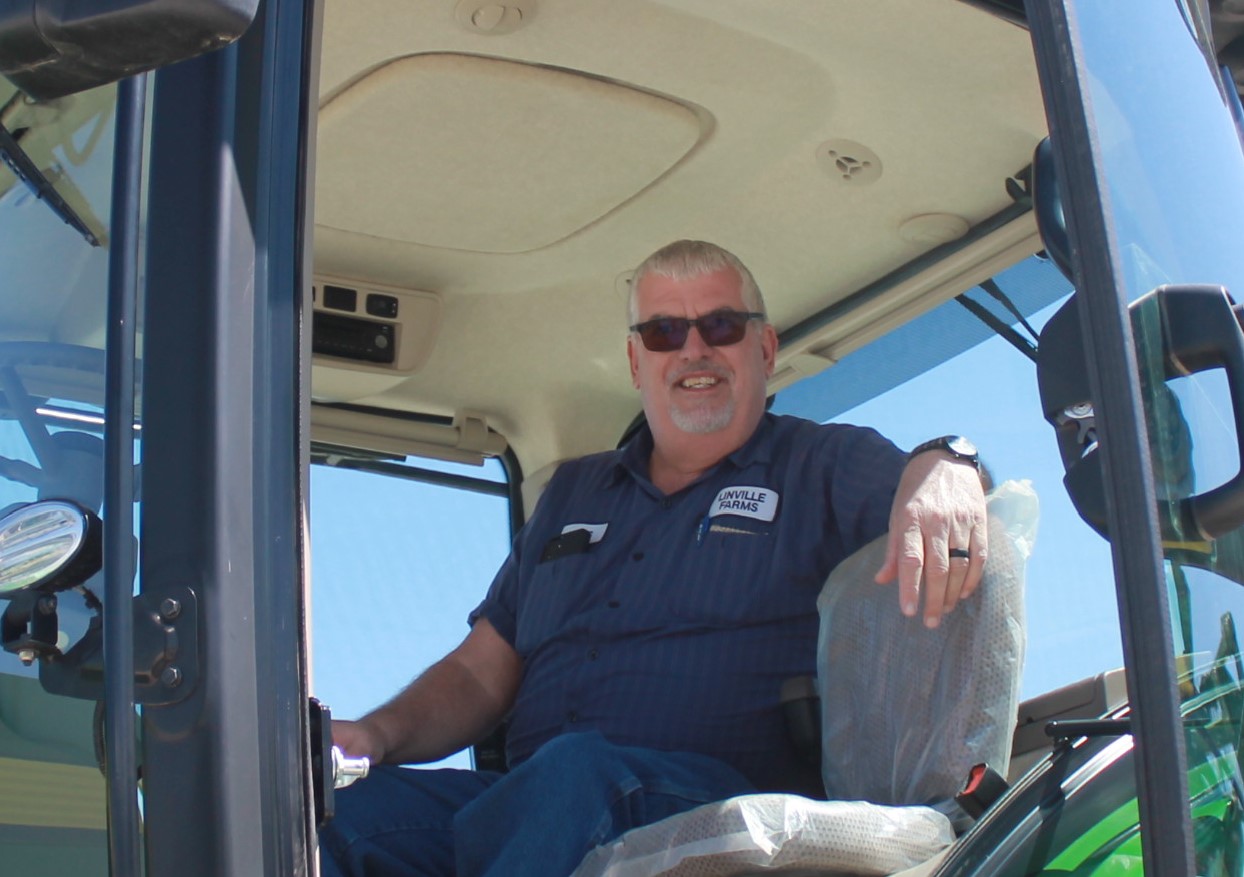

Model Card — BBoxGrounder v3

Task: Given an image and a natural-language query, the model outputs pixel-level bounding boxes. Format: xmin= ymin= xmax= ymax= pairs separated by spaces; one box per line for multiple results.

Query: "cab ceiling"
xmin=311 ymin=0 xmax=1046 ymax=478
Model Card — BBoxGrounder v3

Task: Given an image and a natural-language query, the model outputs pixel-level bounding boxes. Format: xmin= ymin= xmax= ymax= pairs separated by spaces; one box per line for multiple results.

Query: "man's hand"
xmin=875 ymin=452 xmax=987 ymax=628
xmin=332 ymin=718 xmax=387 ymax=763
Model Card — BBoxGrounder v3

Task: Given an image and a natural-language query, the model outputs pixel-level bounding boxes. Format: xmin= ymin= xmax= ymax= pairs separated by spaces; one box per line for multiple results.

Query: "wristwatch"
xmin=908 ymin=435 xmax=980 ymax=470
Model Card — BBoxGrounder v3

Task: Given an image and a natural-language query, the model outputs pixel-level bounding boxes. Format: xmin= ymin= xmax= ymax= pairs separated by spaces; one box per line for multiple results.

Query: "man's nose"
xmin=679 ymin=322 xmax=713 ymax=357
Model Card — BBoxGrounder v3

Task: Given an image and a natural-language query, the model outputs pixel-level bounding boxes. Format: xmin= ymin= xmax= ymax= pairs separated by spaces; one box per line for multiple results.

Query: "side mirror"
xmin=0 ymin=0 xmax=260 ymax=100
xmin=1038 ymin=285 xmax=1244 ymax=543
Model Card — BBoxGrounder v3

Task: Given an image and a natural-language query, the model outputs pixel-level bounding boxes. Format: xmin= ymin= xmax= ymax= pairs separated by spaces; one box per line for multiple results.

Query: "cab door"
xmin=1025 ymin=0 xmax=1244 ymax=873
xmin=0 ymin=0 xmax=318 ymax=873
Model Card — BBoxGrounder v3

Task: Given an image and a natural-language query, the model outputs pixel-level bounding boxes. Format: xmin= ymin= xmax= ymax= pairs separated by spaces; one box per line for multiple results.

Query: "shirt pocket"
xmin=661 ymin=520 xmax=778 ymax=625
xmin=516 ymin=551 xmax=601 ymax=655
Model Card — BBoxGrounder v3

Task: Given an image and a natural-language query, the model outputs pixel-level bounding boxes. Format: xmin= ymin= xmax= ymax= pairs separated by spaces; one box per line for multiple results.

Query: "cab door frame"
xmin=134 ymin=0 xmax=320 ymax=872
xmin=1025 ymin=0 xmax=1201 ymax=873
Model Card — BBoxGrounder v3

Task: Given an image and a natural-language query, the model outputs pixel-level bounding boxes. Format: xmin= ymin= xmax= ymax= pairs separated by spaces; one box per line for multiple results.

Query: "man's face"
xmin=627 ymin=266 xmax=777 ymax=445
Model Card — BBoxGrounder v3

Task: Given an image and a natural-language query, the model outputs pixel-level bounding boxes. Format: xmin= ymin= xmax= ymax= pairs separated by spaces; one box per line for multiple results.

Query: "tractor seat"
xmin=571 ymin=480 xmax=1036 ymax=877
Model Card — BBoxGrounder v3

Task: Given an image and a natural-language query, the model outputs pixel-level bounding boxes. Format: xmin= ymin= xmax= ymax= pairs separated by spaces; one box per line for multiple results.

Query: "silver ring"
xmin=948 ymin=547 xmax=970 ymax=560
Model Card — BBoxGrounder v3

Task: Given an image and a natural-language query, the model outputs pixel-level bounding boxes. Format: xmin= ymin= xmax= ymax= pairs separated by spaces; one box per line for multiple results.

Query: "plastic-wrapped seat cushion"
xmin=819 ymin=480 xmax=1034 ymax=807
xmin=570 ymin=794 xmax=953 ymax=877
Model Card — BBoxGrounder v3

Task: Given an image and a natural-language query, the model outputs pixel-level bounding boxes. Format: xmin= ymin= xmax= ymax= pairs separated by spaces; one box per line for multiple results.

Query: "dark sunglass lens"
xmin=700 ymin=312 xmax=748 ymax=346
xmin=640 ymin=318 xmax=688 ymax=351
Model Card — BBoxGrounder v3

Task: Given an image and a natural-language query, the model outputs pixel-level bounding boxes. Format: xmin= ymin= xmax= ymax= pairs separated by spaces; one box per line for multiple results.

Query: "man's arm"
xmin=331 ymin=617 xmax=523 ymax=765
xmin=875 ymin=450 xmax=988 ymax=629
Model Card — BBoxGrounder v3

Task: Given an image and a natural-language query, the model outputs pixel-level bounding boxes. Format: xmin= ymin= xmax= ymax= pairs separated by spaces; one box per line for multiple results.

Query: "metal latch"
xmin=311 ymin=697 xmax=371 ymax=828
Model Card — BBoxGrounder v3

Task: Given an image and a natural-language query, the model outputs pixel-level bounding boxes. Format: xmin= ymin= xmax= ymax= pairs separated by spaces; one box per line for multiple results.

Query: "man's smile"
xmin=678 ymin=375 xmax=722 ymax=390
xmin=671 ymin=362 xmax=731 ymax=394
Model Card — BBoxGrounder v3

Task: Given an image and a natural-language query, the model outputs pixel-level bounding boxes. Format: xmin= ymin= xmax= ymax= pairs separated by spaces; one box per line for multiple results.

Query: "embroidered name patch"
xmin=708 ymin=486 xmax=778 ymax=522
xmin=561 ymin=522 xmax=608 ymax=544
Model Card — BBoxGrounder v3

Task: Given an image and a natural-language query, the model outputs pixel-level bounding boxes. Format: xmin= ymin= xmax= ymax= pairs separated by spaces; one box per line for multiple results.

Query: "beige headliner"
xmin=316 ymin=0 xmax=1047 ymax=481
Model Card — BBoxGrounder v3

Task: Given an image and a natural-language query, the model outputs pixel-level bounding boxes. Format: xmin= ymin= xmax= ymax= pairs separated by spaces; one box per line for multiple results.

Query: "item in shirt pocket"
xmin=539 ymin=527 xmax=592 ymax=562
xmin=708 ymin=520 xmax=770 ymax=537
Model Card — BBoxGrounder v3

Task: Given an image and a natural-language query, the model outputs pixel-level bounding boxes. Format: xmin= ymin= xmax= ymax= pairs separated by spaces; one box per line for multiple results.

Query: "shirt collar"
xmin=609 ymin=412 xmax=777 ymax=488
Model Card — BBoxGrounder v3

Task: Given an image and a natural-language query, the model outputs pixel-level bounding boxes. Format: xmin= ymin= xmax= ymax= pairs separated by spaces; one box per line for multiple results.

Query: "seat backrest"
xmin=818 ymin=480 xmax=1036 ymax=808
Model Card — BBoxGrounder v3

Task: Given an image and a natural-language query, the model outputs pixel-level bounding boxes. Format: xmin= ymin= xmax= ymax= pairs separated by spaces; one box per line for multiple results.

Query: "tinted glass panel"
xmin=1069 ymin=0 xmax=1244 ymax=679
xmin=940 ymin=1 xmax=1244 ymax=871
xmin=0 ymin=82 xmax=123 ymax=875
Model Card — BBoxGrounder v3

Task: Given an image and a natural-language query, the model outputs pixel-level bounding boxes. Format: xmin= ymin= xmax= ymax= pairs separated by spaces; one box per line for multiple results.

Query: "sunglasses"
xmin=629 ymin=310 xmax=766 ymax=352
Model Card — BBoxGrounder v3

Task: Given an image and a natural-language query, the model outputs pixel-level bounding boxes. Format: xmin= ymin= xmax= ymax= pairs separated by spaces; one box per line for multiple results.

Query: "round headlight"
xmin=0 ymin=501 xmax=97 ymax=596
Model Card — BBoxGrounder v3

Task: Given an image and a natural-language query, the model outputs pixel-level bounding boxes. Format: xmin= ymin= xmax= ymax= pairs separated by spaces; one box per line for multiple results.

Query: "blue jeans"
xmin=319 ymin=731 xmax=755 ymax=877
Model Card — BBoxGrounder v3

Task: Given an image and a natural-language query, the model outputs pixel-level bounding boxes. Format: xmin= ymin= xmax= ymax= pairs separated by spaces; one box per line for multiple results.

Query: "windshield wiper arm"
xmin=955 ymin=285 xmax=1040 ymax=364
xmin=0 ymin=121 xmax=100 ymax=247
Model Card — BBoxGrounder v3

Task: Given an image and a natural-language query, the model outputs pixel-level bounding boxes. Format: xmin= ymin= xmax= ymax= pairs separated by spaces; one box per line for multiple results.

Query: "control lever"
xmin=332 ymin=745 xmax=370 ymax=789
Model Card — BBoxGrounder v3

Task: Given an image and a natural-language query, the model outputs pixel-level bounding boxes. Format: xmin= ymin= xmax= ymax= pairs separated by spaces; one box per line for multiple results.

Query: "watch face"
xmin=948 ymin=435 xmax=978 ymax=458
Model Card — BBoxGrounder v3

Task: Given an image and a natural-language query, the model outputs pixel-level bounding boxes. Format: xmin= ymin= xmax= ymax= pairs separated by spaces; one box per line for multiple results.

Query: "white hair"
xmin=627 ymin=240 xmax=766 ymax=324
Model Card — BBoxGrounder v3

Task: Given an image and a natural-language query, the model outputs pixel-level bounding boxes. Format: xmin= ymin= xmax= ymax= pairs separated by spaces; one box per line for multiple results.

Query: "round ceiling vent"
xmin=454 ymin=0 xmax=536 ymax=35
xmin=815 ymin=139 xmax=882 ymax=185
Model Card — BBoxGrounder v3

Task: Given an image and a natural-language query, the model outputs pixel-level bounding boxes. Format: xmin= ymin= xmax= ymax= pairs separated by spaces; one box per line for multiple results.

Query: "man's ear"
xmin=627 ymin=335 xmax=641 ymax=388
xmin=761 ymin=323 xmax=778 ymax=378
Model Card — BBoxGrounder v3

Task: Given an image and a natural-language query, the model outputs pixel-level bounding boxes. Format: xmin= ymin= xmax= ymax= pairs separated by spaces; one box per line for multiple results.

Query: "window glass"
xmin=957 ymin=625 xmax=1244 ymax=875
xmin=0 ymin=82 xmax=123 ymax=875
xmin=934 ymin=3 xmax=1244 ymax=870
xmin=1068 ymin=0 xmax=1244 ymax=691
xmin=774 ymin=254 xmax=1121 ymax=700
xmin=1071 ymin=2 xmax=1244 ymax=305
xmin=309 ymin=447 xmax=512 ymax=769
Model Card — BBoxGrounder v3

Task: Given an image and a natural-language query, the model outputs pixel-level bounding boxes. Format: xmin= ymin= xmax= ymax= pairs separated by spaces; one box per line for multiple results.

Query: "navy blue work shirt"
xmin=469 ymin=413 xmax=907 ymax=794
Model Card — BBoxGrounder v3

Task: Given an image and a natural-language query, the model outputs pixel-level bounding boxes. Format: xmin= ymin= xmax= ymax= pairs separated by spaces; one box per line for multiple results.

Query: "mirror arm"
xmin=1 ymin=591 xmax=62 ymax=664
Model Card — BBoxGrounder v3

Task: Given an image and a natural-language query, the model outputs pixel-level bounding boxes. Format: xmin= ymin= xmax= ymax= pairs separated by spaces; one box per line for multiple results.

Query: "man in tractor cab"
xmin=321 ymin=240 xmax=988 ymax=877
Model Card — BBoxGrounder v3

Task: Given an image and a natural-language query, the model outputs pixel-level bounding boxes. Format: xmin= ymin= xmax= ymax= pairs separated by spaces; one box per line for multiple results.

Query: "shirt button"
xmin=607 ymin=600 xmax=621 ymax=609
xmin=631 ymin=551 xmax=644 ymax=561
xmin=660 ymin=498 xmax=672 ymax=509
xmin=567 ymin=711 xmax=579 ymax=723
xmin=588 ymin=648 xmax=599 ymax=660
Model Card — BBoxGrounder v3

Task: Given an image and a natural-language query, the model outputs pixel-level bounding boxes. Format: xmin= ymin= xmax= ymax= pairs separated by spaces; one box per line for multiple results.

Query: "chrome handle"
xmin=332 ymin=745 xmax=370 ymax=789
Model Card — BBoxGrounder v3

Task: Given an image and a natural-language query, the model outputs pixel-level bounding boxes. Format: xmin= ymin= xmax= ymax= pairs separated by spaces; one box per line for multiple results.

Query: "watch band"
xmin=908 ymin=435 xmax=980 ymax=470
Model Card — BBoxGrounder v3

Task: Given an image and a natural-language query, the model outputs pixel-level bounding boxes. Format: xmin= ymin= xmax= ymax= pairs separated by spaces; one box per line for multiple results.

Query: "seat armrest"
xmin=780 ymin=675 xmax=821 ymax=768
